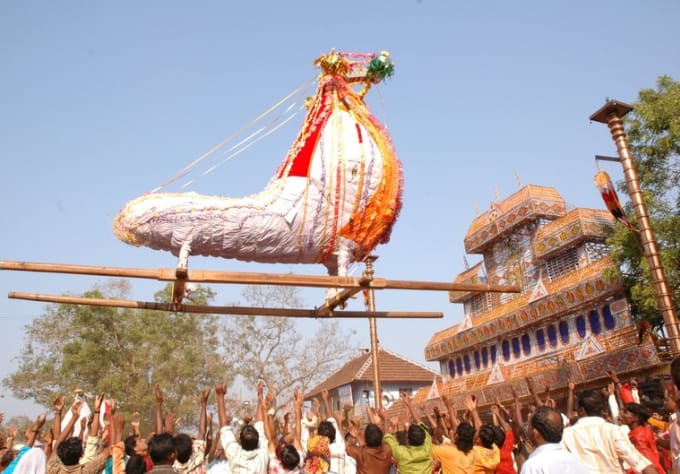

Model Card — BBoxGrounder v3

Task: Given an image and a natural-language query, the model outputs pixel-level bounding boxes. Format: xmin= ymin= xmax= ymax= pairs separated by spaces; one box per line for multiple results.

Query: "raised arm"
xmin=26 ymin=413 xmax=47 ymax=447
xmin=321 ymin=389 xmax=334 ymax=421
xmin=51 ymin=395 xmax=65 ymax=449
xmin=154 ymin=383 xmax=164 ymax=434
xmin=198 ymin=387 xmax=211 ymax=441
xmin=111 ymin=412 xmax=126 ymax=474
xmin=293 ymin=387 xmax=304 ymax=451
xmin=525 ymin=377 xmax=543 ymax=407
xmin=491 ymin=404 xmax=511 ymax=434
xmin=256 ymin=380 xmax=265 ymax=424
xmin=365 ymin=403 xmax=387 ymax=433
xmin=566 ymin=375 xmax=576 ymax=420
xmin=441 ymin=395 xmax=459 ymax=434
xmin=215 ymin=383 xmax=231 ymax=428
xmin=52 ymin=401 xmax=83 ymax=458
xmin=89 ymin=392 xmax=105 ymax=438
xmin=263 ymin=389 xmax=276 ymax=454
xmin=464 ymin=394 xmax=482 ymax=439
xmin=607 ymin=370 xmax=623 ymax=403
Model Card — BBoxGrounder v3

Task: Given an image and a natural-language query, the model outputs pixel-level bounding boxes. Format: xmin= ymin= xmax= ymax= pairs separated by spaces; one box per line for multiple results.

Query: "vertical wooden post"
xmin=364 ymin=255 xmax=383 ymax=409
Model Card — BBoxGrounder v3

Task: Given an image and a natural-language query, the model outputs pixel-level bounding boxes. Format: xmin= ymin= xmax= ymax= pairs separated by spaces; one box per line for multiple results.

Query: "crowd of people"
xmin=2 ymin=360 xmax=680 ymax=474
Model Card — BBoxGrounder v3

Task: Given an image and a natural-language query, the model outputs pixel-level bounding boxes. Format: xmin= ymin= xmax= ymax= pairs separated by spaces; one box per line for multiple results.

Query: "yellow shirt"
xmin=432 ymin=444 xmax=476 ymax=474
xmin=471 ymin=444 xmax=500 ymax=474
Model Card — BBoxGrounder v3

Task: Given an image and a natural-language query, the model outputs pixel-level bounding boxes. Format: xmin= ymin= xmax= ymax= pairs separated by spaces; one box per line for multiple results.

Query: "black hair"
xmin=491 ymin=425 xmax=505 ymax=448
xmin=624 ymin=402 xmax=651 ymax=425
xmin=240 ymin=425 xmax=259 ymax=451
xmin=124 ymin=435 xmax=139 ymax=457
xmin=57 ymin=437 xmax=84 ymax=466
xmin=148 ymin=433 xmax=175 ymax=464
xmin=364 ymin=423 xmax=384 ymax=448
xmin=317 ymin=421 xmax=336 ymax=444
xmin=577 ymin=389 xmax=605 ymax=416
xmin=454 ymin=422 xmax=475 ymax=454
xmin=125 ymin=455 xmax=147 ymax=474
xmin=280 ymin=444 xmax=300 ymax=469
xmin=174 ymin=433 xmax=193 ymax=463
xmin=478 ymin=425 xmax=495 ymax=449
xmin=407 ymin=424 xmax=426 ymax=447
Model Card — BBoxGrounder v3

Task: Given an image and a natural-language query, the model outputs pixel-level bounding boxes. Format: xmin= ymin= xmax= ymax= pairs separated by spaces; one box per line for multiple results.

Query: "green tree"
xmin=221 ymin=285 xmax=358 ymax=413
xmin=607 ymin=75 xmax=680 ymax=330
xmin=3 ymin=279 xmax=227 ymax=430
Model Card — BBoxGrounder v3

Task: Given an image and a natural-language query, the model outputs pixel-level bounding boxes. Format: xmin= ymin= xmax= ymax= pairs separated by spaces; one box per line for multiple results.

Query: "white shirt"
xmin=561 ymin=416 xmax=652 ymax=474
xmin=220 ymin=422 xmax=269 ymax=474
xmin=326 ymin=417 xmax=355 ymax=474
xmin=520 ymin=443 xmax=588 ymax=474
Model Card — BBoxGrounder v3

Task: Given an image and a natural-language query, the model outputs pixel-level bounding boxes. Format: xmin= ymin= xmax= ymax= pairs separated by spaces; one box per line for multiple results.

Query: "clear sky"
xmin=1 ymin=1 xmax=679 ymax=419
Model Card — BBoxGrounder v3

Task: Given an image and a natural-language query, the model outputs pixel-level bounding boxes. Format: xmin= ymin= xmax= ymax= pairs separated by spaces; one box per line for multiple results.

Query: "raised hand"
xmin=155 ymin=384 xmax=163 ymax=404
xmin=53 ymin=394 xmax=66 ymax=413
xmin=265 ymin=391 xmax=275 ymax=410
xmin=164 ymin=413 xmax=178 ymax=433
xmin=464 ymin=394 xmax=477 ymax=411
xmin=215 ymin=383 xmax=227 ymax=397
xmin=294 ymin=387 xmax=304 ymax=409
xmin=71 ymin=400 xmax=83 ymax=418
xmin=131 ymin=412 xmax=141 ymax=428
xmin=95 ymin=392 xmax=106 ymax=411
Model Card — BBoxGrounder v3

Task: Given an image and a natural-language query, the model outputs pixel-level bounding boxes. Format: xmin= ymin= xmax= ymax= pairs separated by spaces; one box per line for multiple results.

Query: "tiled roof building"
xmin=305 ymin=347 xmax=439 ymax=415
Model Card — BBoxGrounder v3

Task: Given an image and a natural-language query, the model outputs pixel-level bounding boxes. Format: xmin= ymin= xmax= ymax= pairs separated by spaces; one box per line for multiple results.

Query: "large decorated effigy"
xmin=113 ymin=51 xmax=403 ymax=279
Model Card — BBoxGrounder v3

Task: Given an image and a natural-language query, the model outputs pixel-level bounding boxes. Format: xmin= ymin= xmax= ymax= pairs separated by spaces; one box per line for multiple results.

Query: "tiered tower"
xmin=425 ymin=185 xmax=669 ymax=406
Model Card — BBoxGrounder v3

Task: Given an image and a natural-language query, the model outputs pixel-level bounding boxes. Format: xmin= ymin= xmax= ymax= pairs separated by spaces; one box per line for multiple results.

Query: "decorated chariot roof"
xmin=464 ymin=185 xmax=566 ymax=254
xmin=532 ymin=208 xmax=615 ymax=260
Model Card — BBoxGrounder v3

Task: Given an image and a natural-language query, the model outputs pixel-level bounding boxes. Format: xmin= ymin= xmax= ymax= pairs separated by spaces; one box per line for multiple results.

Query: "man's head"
xmin=240 ymin=425 xmax=259 ymax=451
xmin=57 ymin=437 xmax=84 ymax=466
xmin=477 ymin=425 xmax=495 ymax=449
xmin=490 ymin=425 xmax=505 ymax=448
xmin=148 ymin=433 xmax=175 ymax=465
xmin=174 ymin=433 xmax=193 ymax=463
xmin=621 ymin=402 xmax=651 ymax=425
xmin=577 ymin=389 xmax=606 ymax=417
xmin=364 ymin=423 xmax=383 ymax=448
xmin=454 ymin=422 xmax=475 ymax=454
xmin=530 ymin=405 xmax=564 ymax=445
xmin=407 ymin=423 xmax=426 ymax=447
xmin=317 ymin=421 xmax=336 ymax=444
xmin=279 ymin=444 xmax=300 ymax=470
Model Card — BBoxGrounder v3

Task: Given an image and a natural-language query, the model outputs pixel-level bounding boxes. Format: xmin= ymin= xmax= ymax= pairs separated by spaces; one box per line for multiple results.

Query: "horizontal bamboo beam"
xmin=8 ymin=292 xmax=444 ymax=319
xmin=0 ymin=261 xmax=520 ymax=293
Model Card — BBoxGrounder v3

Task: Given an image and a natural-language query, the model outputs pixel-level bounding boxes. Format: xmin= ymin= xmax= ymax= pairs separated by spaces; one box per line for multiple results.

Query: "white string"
xmin=151 ymin=77 xmax=316 ymax=193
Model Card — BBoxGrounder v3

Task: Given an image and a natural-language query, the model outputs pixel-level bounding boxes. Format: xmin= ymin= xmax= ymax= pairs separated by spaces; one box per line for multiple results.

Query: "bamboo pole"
xmin=0 ymin=261 xmax=521 ymax=293
xmin=364 ymin=256 xmax=383 ymax=410
xmin=7 ymin=292 xmax=444 ymax=318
